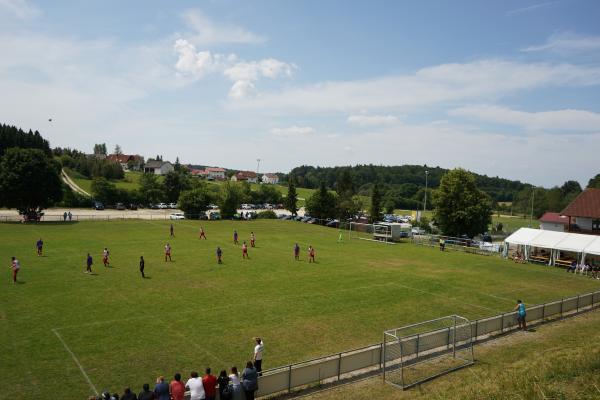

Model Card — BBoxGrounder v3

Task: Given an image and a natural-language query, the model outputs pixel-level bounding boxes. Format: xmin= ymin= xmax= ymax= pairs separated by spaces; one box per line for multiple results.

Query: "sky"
xmin=1 ymin=0 xmax=599 ymax=187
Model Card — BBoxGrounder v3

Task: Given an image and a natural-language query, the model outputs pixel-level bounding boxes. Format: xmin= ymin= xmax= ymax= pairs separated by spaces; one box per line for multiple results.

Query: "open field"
xmin=1 ymin=220 xmax=599 ymax=399
xmin=65 ymin=169 xmax=147 ymax=193
xmin=306 ymin=310 xmax=600 ymax=400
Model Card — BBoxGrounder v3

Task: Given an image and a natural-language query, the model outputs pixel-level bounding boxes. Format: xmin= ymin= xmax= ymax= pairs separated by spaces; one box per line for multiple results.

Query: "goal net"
xmin=383 ymin=315 xmax=474 ymax=390
xmin=349 ymin=222 xmax=392 ymax=243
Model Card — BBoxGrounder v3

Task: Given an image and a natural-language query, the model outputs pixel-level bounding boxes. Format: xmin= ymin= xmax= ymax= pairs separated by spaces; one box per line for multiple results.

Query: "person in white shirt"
xmin=10 ymin=256 xmax=20 ymax=283
xmin=253 ymin=337 xmax=264 ymax=375
xmin=229 ymin=366 xmax=241 ymax=400
xmin=185 ymin=371 xmax=205 ymax=400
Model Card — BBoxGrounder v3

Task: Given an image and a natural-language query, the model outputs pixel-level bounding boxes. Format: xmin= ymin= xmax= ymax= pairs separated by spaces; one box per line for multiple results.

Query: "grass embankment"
xmin=1 ymin=220 xmax=599 ymax=399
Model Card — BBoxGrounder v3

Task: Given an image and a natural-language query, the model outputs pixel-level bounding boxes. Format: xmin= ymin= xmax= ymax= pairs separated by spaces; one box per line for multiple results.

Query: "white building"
xmin=205 ymin=167 xmax=226 ymax=180
xmin=262 ymin=173 xmax=279 ymax=184
xmin=143 ymin=160 xmax=174 ymax=175
xmin=539 ymin=212 xmax=568 ymax=232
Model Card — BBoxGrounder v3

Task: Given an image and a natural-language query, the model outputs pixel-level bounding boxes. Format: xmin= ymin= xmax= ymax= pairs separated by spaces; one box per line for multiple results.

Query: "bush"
xmin=256 ymin=210 xmax=277 ymax=219
xmin=60 ymin=185 xmax=92 ymax=208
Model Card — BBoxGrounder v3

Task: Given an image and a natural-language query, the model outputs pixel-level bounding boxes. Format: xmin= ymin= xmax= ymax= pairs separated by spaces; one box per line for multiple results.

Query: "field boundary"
xmin=52 ymin=328 xmax=99 ymax=396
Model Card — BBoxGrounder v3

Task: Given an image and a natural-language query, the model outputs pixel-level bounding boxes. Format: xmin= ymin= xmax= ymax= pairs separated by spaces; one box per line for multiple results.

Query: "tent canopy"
xmin=529 ymin=230 xmax=570 ymax=249
xmin=504 ymin=228 xmax=600 ymax=255
xmin=583 ymin=236 xmax=600 ymax=257
xmin=504 ymin=228 xmax=542 ymax=246
xmin=554 ymin=233 xmax=597 ymax=253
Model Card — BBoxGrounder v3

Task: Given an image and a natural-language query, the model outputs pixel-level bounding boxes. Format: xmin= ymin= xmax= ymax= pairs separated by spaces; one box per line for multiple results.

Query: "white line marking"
xmin=52 ymin=328 xmax=98 ymax=396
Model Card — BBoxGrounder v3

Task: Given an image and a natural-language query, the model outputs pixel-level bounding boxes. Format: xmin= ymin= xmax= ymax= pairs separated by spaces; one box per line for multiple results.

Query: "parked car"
xmin=93 ymin=201 xmax=104 ymax=210
xmin=481 ymin=233 xmax=492 ymax=243
xmin=115 ymin=203 xmax=125 ymax=210
xmin=157 ymin=203 xmax=168 ymax=209
xmin=241 ymin=204 xmax=252 ymax=210
xmin=169 ymin=212 xmax=185 ymax=220
xmin=168 ymin=202 xmax=177 ymax=209
xmin=294 ymin=215 xmax=304 ymax=221
xmin=301 ymin=216 xmax=312 ymax=223
xmin=411 ymin=227 xmax=426 ymax=235
xmin=209 ymin=204 xmax=219 ymax=210
xmin=209 ymin=211 xmax=221 ymax=220
xmin=307 ymin=218 xmax=318 ymax=224
xmin=325 ymin=219 xmax=340 ymax=228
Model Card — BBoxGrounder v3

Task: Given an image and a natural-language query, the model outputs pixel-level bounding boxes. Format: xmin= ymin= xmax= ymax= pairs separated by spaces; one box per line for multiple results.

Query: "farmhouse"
xmin=106 ymin=154 xmax=144 ymax=171
xmin=262 ymin=173 xmax=279 ymax=184
xmin=205 ymin=167 xmax=226 ymax=180
xmin=231 ymin=171 xmax=258 ymax=183
xmin=190 ymin=168 xmax=209 ymax=178
xmin=539 ymin=212 xmax=569 ymax=232
xmin=562 ymin=188 xmax=600 ymax=234
xmin=143 ymin=160 xmax=174 ymax=175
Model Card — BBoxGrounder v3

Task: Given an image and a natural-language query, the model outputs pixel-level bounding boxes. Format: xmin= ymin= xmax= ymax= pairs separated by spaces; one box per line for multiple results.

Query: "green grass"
xmin=65 ymin=169 xmax=147 ymax=193
xmin=1 ymin=220 xmax=599 ymax=399
xmin=491 ymin=213 xmax=539 ymax=232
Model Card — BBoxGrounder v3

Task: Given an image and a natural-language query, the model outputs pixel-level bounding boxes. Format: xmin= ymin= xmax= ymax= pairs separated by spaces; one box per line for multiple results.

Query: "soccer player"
xmin=10 ymin=256 xmax=20 ymax=283
xmin=294 ymin=243 xmax=300 ymax=261
xmin=308 ymin=245 xmax=315 ymax=263
xmin=85 ymin=253 xmax=93 ymax=274
xmin=242 ymin=242 xmax=249 ymax=259
xmin=36 ymin=238 xmax=43 ymax=256
xmin=233 ymin=230 xmax=239 ymax=244
xmin=253 ymin=338 xmax=264 ymax=376
xmin=216 ymin=247 xmax=223 ymax=264
xmin=139 ymin=256 xmax=145 ymax=278
xmin=102 ymin=247 xmax=110 ymax=267
xmin=338 ymin=230 xmax=343 ymax=242
xmin=199 ymin=226 xmax=207 ymax=240
xmin=165 ymin=243 xmax=172 ymax=262
xmin=250 ymin=232 xmax=256 ymax=247
xmin=170 ymin=224 xmax=175 ymax=238
xmin=514 ymin=300 xmax=527 ymax=330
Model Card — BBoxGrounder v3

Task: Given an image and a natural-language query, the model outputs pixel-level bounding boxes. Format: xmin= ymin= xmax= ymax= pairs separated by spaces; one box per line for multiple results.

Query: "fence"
xmin=252 ymin=290 xmax=600 ymax=398
xmin=412 ymin=234 xmax=502 ymax=256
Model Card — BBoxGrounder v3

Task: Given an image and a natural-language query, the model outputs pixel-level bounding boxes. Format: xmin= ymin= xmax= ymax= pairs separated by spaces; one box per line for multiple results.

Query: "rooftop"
xmin=561 ymin=188 xmax=600 ymax=219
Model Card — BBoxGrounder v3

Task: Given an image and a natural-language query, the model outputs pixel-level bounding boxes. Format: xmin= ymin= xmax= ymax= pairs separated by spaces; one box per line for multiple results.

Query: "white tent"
xmin=528 ymin=230 xmax=568 ymax=249
xmin=582 ymin=236 xmax=600 ymax=263
xmin=554 ymin=233 xmax=597 ymax=253
xmin=504 ymin=228 xmax=543 ymax=245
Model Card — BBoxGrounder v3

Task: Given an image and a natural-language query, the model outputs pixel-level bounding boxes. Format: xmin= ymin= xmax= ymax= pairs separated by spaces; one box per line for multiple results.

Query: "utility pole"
xmin=424 ymin=170 xmax=429 ymax=212
xmin=529 ymin=186 xmax=535 ymax=227
xmin=256 ymin=158 xmax=261 ymax=181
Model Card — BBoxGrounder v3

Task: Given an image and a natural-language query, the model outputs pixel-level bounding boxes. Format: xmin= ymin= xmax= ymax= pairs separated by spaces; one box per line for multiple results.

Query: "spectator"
xmin=229 ymin=367 xmax=242 ymax=400
xmin=169 ymin=373 xmax=185 ymax=400
xmin=514 ymin=299 xmax=527 ymax=331
xmin=121 ymin=387 xmax=137 ymax=400
xmin=202 ymin=368 xmax=217 ymax=400
xmin=567 ymin=260 xmax=577 ymax=273
xmin=154 ymin=376 xmax=169 ymax=400
xmin=185 ymin=371 xmax=205 ymax=400
xmin=63 ymin=211 xmax=67 ymax=221
xmin=68 ymin=211 xmax=73 ymax=221
xmin=242 ymin=361 xmax=258 ymax=400
xmin=253 ymin=337 xmax=264 ymax=375
xmin=217 ymin=370 xmax=230 ymax=400
xmin=137 ymin=383 xmax=155 ymax=400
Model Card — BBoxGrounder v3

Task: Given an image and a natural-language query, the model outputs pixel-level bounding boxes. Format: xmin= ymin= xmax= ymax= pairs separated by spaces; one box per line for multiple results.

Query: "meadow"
xmin=1 ymin=219 xmax=599 ymax=399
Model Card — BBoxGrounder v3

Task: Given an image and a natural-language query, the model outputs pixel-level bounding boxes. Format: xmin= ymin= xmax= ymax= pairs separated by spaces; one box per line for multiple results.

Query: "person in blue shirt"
xmin=514 ymin=300 xmax=527 ymax=330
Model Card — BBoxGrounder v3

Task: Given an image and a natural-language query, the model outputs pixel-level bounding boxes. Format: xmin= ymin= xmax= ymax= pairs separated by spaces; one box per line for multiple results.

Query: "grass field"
xmin=1 ymin=220 xmax=599 ymax=399
xmin=65 ymin=169 xmax=147 ymax=193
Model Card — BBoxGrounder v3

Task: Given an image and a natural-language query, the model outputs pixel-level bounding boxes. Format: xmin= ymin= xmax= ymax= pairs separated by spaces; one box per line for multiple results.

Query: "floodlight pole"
xmin=424 ymin=170 xmax=429 ymax=213
xmin=529 ymin=186 xmax=535 ymax=227
xmin=256 ymin=158 xmax=261 ymax=177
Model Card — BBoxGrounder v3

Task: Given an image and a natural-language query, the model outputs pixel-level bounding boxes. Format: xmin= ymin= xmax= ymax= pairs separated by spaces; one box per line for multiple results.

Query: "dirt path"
xmin=61 ymin=169 xmax=91 ymax=197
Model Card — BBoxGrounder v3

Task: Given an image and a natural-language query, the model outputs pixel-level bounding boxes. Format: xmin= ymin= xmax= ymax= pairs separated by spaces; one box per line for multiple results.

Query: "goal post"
xmin=383 ymin=315 xmax=474 ymax=390
xmin=348 ymin=222 xmax=393 ymax=244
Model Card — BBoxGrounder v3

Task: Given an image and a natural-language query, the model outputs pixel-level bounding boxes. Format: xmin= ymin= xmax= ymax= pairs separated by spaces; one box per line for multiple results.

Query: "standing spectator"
xmin=250 ymin=232 xmax=256 ymax=247
xmin=294 ymin=243 xmax=300 ymax=261
xmin=121 ymin=387 xmax=136 ymax=400
xmin=242 ymin=242 xmax=249 ymax=259
xmin=229 ymin=367 xmax=241 ymax=400
xmin=308 ymin=245 xmax=315 ymax=263
xmin=164 ymin=243 xmax=172 ymax=262
xmin=217 ymin=370 xmax=230 ymax=400
xmin=185 ymin=371 xmax=205 ymax=400
xmin=439 ymin=237 xmax=445 ymax=251
xmin=36 ymin=238 xmax=43 ymax=256
xmin=169 ymin=373 xmax=185 ymax=400
xmin=153 ymin=376 xmax=169 ymax=400
xmin=253 ymin=337 xmax=264 ymax=376
xmin=139 ymin=256 xmax=145 ymax=278
xmin=216 ymin=247 xmax=223 ymax=264
xmin=63 ymin=211 xmax=68 ymax=221
xmin=10 ymin=257 xmax=20 ymax=283
xmin=103 ymin=247 xmax=110 ymax=267
xmin=137 ymin=383 xmax=155 ymax=400
xmin=202 ymin=368 xmax=217 ymax=400
xmin=85 ymin=253 xmax=93 ymax=274
xmin=170 ymin=224 xmax=175 ymax=238
xmin=233 ymin=230 xmax=239 ymax=244
xmin=514 ymin=300 xmax=527 ymax=331
xmin=241 ymin=361 xmax=258 ymax=400
xmin=68 ymin=211 xmax=73 ymax=221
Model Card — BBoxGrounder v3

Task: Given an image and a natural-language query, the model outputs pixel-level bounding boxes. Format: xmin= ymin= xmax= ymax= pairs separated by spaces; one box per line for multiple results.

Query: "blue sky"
xmin=1 ymin=0 xmax=599 ymax=187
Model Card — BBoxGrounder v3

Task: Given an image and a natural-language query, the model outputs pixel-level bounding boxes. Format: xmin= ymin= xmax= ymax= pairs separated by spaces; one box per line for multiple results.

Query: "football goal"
xmin=348 ymin=222 xmax=394 ymax=244
xmin=383 ymin=315 xmax=474 ymax=390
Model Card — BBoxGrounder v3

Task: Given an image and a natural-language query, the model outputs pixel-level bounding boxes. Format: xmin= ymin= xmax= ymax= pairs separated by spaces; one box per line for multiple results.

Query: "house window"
xmin=593 ymin=219 xmax=600 ymax=231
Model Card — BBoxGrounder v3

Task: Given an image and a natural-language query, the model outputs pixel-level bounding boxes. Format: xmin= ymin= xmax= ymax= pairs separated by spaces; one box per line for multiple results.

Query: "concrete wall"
xmin=540 ymin=222 xmax=565 ymax=232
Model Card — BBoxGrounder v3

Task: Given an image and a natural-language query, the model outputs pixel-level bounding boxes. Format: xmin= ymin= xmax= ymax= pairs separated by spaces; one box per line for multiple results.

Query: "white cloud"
xmin=173 ymin=39 xmax=295 ymax=98
xmin=347 ymin=114 xmax=398 ymax=126
xmin=0 ymin=0 xmax=39 ymax=19
xmin=270 ymin=126 xmax=315 ymax=137
xmin=506 ymin=1 xmax=558 ymax=16
xmin=522 ymin=32 xmax=600 ymax=53
xmin=182 ymin=9 xmax=266 ymax=46
xmin=449 ymin=105 xmax=600 ymax=132
xmin=227 ymin=60 xmax=600 ymax=112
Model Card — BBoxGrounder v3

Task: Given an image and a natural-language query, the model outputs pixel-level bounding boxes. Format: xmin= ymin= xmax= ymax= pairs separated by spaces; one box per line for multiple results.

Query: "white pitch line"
xmin=52 ymin=328 xmax=98 ymax=396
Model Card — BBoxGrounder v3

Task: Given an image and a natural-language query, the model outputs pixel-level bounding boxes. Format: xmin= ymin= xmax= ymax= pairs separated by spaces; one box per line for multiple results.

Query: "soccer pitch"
xmin=1 ymin=220 xmax=599 ymax=399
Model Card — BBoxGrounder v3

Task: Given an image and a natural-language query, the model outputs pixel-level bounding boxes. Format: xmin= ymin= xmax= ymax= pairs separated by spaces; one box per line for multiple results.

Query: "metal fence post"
xmin=501 ymin=313 xmax=504 ymax=333
xmin=560 ymin=298 xmax=564 ymax=318
xmin=577 ymin=295 xmax=580 ymax=313
xmin=288 ymin=365 xmax=292 ymax=393
xmin=416 ymin=334 xmax=420 ymax=359
xmin=337 ymin=353 xmax=342 ymax=381
xmin=447 ymin=327 xmax=451 ymax=349
xmin=452 ymin=316 xmax=457 ymax=359
xmin=475 ymin=319 xmax=479 ymax=340
xmin=542 ymin=302 xmax=546 ymax=319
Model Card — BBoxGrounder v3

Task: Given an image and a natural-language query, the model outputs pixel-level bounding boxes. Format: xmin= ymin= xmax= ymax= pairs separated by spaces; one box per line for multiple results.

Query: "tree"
xmin=305 ymin=181 xmax=337 ymax=220
xmin=114 ymin=144 xmax=122 ymax=155
xmin=93 ymin=143 xmax=107 ymax=155
xmin=91 ymin=177 xmax=118 ymax=204
xmin=285 ymin=178 xmax=298 ymax=215
xmin=560 ymin=180 xmax=582 ymax=196
xmin=369 ymin=182 xmax=382 ymax=223
xmin=139 ymin=173 xmax=164 ymax=205
xmin=178 ymin=186 xmax=212 ymax=219
xmin=0 ymin=148 xmax=62 ymax=216
xmin=588 ymin=174 xmax=600 ymax=189
xmin=433 ymin=168 xmax=492 ymax=237
xmin=163 ymin=171 xmax=190 ymax=203
xmin=219 ymin=182 xmax=246 ymax=218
